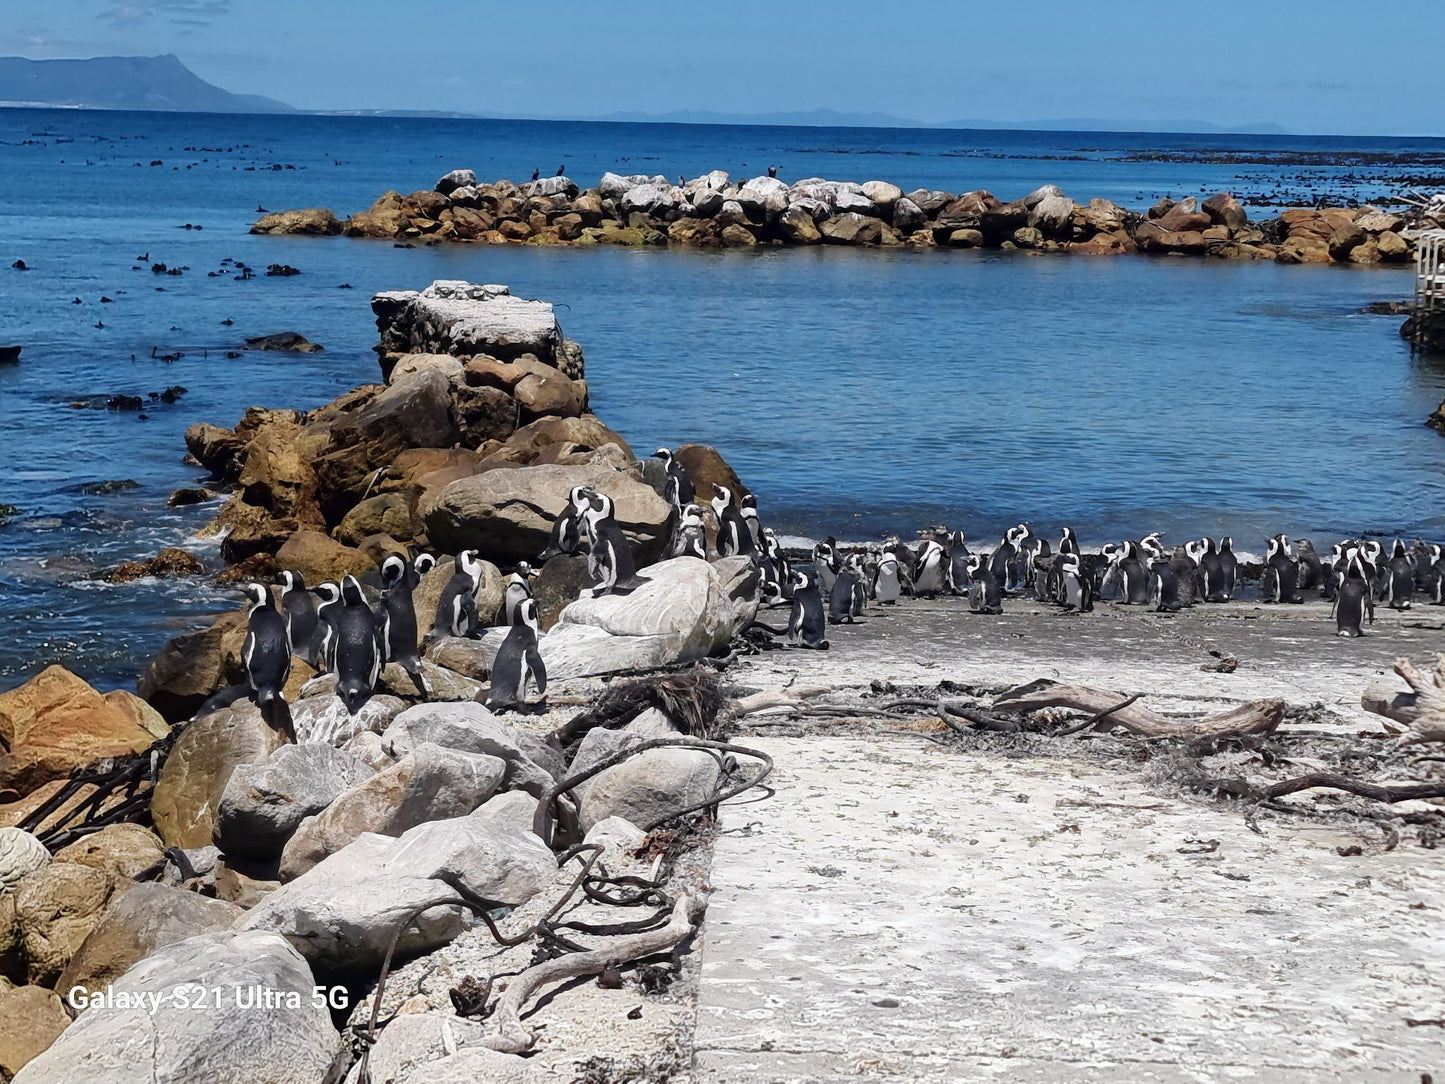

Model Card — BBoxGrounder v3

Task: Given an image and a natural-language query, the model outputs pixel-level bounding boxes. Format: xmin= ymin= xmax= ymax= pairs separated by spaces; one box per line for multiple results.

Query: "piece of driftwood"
xmin=1362 ymin=655 xmax=1445 ymax=743
xmin=991 ymin=679 xmax=1285 ymax=739
xmin=479 ymin=892 xmax=707 ymax=1055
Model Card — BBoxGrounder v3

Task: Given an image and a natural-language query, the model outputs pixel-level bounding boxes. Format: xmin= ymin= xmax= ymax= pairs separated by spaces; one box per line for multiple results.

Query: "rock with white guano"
xmin=291 ymin=692 xmax=407 ymax=746
xmin=434 ymin=168 xmax=476 ymax=195
xmin=372 ymin=281 xmax=562 ymax=364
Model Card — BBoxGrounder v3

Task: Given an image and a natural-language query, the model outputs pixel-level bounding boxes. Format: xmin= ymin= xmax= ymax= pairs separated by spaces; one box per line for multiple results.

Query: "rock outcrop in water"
xmin=253 ymin=170 xmax=1434 ymax=265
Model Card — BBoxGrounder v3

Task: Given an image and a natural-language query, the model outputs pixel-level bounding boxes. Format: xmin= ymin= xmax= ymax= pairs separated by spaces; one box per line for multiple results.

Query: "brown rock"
xmin=1347 ymin=239 xmax=1381 ymax=264
xmin=53 ymin=823 xmax=164 ymax=881
xmin=184 ymin=422 xmax=245 ymax=481
xmin=1156 ymin=203 xmax=1212 ymax=233
xmin=216 ymin=497 xmax=298 ymax=563
xmin=0 ymin=985 xmax=71 ymax=1077
xmin=250 ymin=207 xmax=341 ymax=236
xmin=15 ymin=862 xmax=118 ymax=984
xmin=1377 ymin=229 xmax=1410 ymax=261
xmin=0 ymin=667 xmax=171 ymax=795
xmin=720 ymin=223 xmax=758 ymax=247
xmin=502 ymin=415 xmax=634 ymax=463
xmin=1327 ymin=222 xmax=1368 ymax=260
xmin=137 ymin=610 xmax=249 ymax=722
xmin=335 ymin=492 xmax=417 ymax=547
xmin=0 ymin=782 xmax=102 ymax=836
xmin=54 ymin=882 xmax=242 ymax=1000
xmin=0 ymin=891 xmax=20 ymax=982
xmin=236 ymin=414 xmax=326 ymax=522
xmin=1081 ymin=198 xmax=1127 ymax=235
xmin=463 ymin=355 xmax=556 ymax=392
xmin=675 ymin=444 xmax=748 ymax=503
xmin=213 ymin=857 xmax=280 ymax=907
xmin=946 ymin=228 xmax=984 ymax=248
xmin=1201 ymin=193 xmax=1247 ymax=229
xmin=413 ymin=558 xmax=504 ymax=640
xmin=345 ymin=191 xmax=409 ymax=237
xmin=392 ymin=447 xmax=486 ymax=487
xmin=513 ymin=371 xmax=581 ymax=420
xmin=149 ymin=700 xmax=287 ymax=848
xmin=533 ymin=554 xmax=592 ymax=629
xmin=1277 ymin=236 xmax=1331 ymax=264
xmin=104 ymin=546 xmax=205 ymax=583
xmin=273 ymin=530 xmax=374 ymax=584
xmin=667 ymin=217 xmax=722 ymax=246
xmin=820 ymin=212 xmax=882 ymax=245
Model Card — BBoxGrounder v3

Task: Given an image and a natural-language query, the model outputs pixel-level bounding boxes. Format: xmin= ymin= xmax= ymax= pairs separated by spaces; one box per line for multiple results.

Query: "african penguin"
xmin=874 ymin=551 xmax=904 ymax=604
xmin=813 ymin=537 xmax=840 ymax=596
xmin=1197 ymin=538 xmax=1228 ymax=602
xmin=1218 ymin=537 xmax=1239 ymax=598
xmin=828 ymin=557 xmax=862 ymax=624
xmin=1261 ymin=534 xmax=1302 ymax=604
xmin=1058 ymin=552 xmax=1093 ymax=612
xmin=651 ymin=447 xmax=695 ymax=509
xmin=912 ymin=539 xmax=947 ymax=596
xmin=711 ymin=484 xmax=756 ymax=558
xmin=242 ymin=582 xmax=295 ymax=742
xmin=581 ymin=489 xmax=646 ymax=596
xmin=538 ymin=485 xmax=590 ymax=561
xmin=1113 ymin=541 xmax=1150 ymax=605
xmin=499 ymin=562 xmax=536 ymax=625
xmin=670 ymin=503 xmax=708 ymax=560
xmin=312 ymin=581 xmax=342 ymax=671
xmin=1333 ymin=552 xmax=1374 ymax=637
xmin=787 ymin=570 xmax=829 ymax=648
xmin=485 ymin=597 xmax=547 ymax=713
xmin=1385 ymin=539 xmax=1416 ymax=610
xmin=740 ymin=493 xmax=763 ymax=551
xmin=278 ymin=570 xmax=318 ymax=666
xmin=1295 ymin=539 xmax=1324 ymax=593
xmin=334 ymin=575 xmax=382 ymax=715
xmin=945 ymin=530 xmax=971 ymax=595
xmin=431 ymin=549 xmax=483 ymax=640
xmin=381 ymin=554 xmax=429 ymax=697
xmin=966 ymin=554 xmax=1003 ymax=614
xmin=1148 ymin=559 xmax=1182 ymax=613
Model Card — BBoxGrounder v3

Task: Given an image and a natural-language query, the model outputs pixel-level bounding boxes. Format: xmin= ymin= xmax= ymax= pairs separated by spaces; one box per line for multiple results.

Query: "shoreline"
xmin=252 ymin=168 xmax=1436 ymax=266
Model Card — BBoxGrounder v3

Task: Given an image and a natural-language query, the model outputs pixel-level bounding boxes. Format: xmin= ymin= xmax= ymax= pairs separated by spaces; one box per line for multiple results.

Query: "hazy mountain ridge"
xmin=0 ymin=54 xmax=293 ymax=114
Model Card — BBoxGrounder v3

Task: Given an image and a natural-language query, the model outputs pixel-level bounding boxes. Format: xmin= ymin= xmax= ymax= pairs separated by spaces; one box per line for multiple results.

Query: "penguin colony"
xmin=242 ymin=446 xmax=1445 ymax=733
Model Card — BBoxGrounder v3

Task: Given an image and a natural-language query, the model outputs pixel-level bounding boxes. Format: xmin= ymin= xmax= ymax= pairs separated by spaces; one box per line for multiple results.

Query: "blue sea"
xmin=2 ymin=109 xmax=1443 ymax=688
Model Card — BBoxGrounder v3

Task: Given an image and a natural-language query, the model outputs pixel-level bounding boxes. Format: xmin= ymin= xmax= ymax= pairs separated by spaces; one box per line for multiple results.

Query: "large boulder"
xmin=214 ymin=743 xmax=373 ymax=861
xmin=150 ymin=700 xmax=288 ymax=849
xmin=0 ymin=985 xmax=71 ymax=1080
xmin=236 ymin=816 xmax=555 ymax=981
xmin=56 ymin=883 xmax=242 ymax=999
xmin=14 ymin=930 xmax=337 ymax=1084
xmin=0 ymin=666 xmax=170 ymax=795
xmin=14 ymin=862 xmax=119 ymax=985
xmin=434 ymin=168 xmax=476 ymax=195
xmin=291 ymin=692 xmax=408 ymax=747
xmin=380 ymin=703 xmax=555 ymax=793
xmin=138 ymin=610 xmax=249 ymax=722
xmin=777 ymin=205 xmax=822 ymax=243
xmin=249 ymin=208 xmax=342 ymax=236
xmin=53 ymin=823 xmax=163 ymax=882
xmin=1201 ymin=192 xmax=1247 ymax=229
xmin=542 ymin=556 xmax=736 ymax=679
xmin=279 ymin=743 xmax=505 ymax=880
xmin=570 ymin=709 xmax=721 ymax=832
xmin=273 ymin=530 xmax=374 ymax=584
xmin=1029 ymin=194 xmax=1075 ymax=236
xmin=422 ymin=463 xmax=670 ymax=565
xmin=373 ymin=281 xmax=564 ymax=365
xmin=0 ymin=829 xmax=50 ymax=893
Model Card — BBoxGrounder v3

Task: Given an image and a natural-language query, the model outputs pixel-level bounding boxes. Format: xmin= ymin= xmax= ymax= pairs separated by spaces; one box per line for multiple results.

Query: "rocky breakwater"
xmin=253 ymin=167 xmax=1431 ymax=265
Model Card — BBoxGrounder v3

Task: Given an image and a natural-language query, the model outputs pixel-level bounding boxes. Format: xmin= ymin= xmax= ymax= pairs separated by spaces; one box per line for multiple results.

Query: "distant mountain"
xmin=0 ymin=54 xmax=293 ymax=114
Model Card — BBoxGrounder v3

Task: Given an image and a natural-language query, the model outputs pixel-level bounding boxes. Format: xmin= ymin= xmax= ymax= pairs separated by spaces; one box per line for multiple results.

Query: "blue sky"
xmin=2 ymin=0 xmax=1441 ymax=135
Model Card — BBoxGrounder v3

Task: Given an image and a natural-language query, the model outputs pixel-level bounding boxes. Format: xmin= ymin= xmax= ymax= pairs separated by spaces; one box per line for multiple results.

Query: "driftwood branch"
xmin=1362 ymin=655 xmax=1445 ymax=743
xmin=727 ymin=685 xmax=832 ymax=718
xmin=991 ymin=680 xmax=1285 ymax=739
xmin=480 ymin=892 xmax=707 ymax=1054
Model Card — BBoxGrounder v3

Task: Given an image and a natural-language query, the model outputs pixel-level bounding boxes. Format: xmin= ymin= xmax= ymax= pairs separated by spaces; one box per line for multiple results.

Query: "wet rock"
xmin=279 ymin=743 xmax=505 ymax=880
xmin=215 ymin=743 xmax=373 ymax=862
xmin=104 ymin=546 xmax=205 ymax=583
xmin=167 ymin=486 xmax=214 ymax=507
xmin=56 ymin=883 xmax=242 ymax=999
xmin=184 ymin=422 xmax=246 ymax=480
xmin=250 ymin=207 xmax=342 ymax=235
xmin=16 ymin=930 xmax=338 ymax=1084
xmin=0 ymin=985 xmax=70 ymax=1080
xmin=53 ymin=823 xmax=163 ymax=881
xmin=14 ymin=861 xmax=119 ymax=985
xmin=151 ymin=700 xmax=288 ymax=848
xmin=0 ymin=666 xmax=171 ymax=794
xmin=243 ymin=331 xmax=323 ymax=353
xmin=236 ymin=815 xmax=555 ymax=982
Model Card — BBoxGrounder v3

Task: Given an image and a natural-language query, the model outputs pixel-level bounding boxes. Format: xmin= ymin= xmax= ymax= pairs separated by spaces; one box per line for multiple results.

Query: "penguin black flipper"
xmin=525 ymin=644 xmax=547 ymax=700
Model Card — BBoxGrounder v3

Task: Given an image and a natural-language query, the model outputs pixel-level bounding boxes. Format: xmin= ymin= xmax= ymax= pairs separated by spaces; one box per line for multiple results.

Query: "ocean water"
xmin=1 ymin=108 xmax=1443 ymax=689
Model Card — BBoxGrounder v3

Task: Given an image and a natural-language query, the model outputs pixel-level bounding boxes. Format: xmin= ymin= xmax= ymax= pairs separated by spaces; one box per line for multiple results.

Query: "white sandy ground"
xmin=685 ymin=597 xmax=1445 ymax=1083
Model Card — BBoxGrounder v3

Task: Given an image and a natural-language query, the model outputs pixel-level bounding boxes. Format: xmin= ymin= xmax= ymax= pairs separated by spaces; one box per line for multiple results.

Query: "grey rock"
xmin=434 ymin=169 xmax=476 ymax=195
xmin=372 ymin=281 xmax=562 ymax=364
xmin=469 ymin=790 xmax=539 ymax=834
xmin=215 ymin=742 xmax=373 ymax=861
xmin=292 ymin=693 xmax=407 ymax=747
xmin=891 ymin=196 xmax=926 ymax=234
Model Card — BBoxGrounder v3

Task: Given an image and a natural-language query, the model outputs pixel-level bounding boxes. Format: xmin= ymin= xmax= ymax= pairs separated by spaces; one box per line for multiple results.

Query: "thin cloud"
xmin=96 ymin=0 xmax=232 ymax=28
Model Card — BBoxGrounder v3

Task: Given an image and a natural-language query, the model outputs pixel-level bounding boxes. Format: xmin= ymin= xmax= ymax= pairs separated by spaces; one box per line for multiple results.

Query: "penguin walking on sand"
xmin=874 ymin=551 xmax=904 ymax=604
xmin=1058 ymin=552 xmax=1093 ymax=612
xmin=786 ymin=570 xmax=830 ymax=648
xmin=1218 ymin=537 xmax=1239 ymax=598
xmin=1320 ymin=543 xmax=1345 ymax=602
xmin=813 ymin=537 xmax=840 ymax=596
xmin=1385 ymin=539 xmax=1416 ymax=610
xmin=538 ymin=485 xmax=590 ymax=561
xmin=1196 ymin=538 xmax=1227 ymax=602
xmin=652 ymin=447 xmax=695 ymax=510
xmin=966 ymin=554 xmax=1003 ymax=614
xmin=1148 ymin=558 xmax=1182 ymax=613
xmin=828 ymin=557 xmax=863 ymax=624
xmin=1333 ymin=550 xmax=1375 ymax=637
xmin=381 ymin=554 xmax=429 ymax=697
xmin=1170 ymin=543 xmax=1199 ymax=607
xmin=242 ymin=583 xmax=295 ymax=742
xmin=334 ymin=575 xmax=382 ymax=715
xmin=1096 ymin=542 xmax=1122 ymax=600
xmin=669 ymin=503 xmax=708 ymax=560
xmin=1261 ymin=534 xmax=1302 ymax=604
xmin=912 ymin=539 xmax=947 ymax=596
xmin=711 ymin=485 xmax=756 ymax=558
xmin=498 ymin=562 xmax=536 ymax=625
xmin=945 ymin=530 xmax=971 ymax=595
xmin=431 ymin=550 xmax=483 ymax=641
xmin=1114 ymin=541 xmax=1151 ymax=605
xmin=278 ymin=570 xmax=318 ymax=666
xmin=988 ymin=528 xmax=1019 ymax=594
xmin=485 ymin=598 xmax=547 ymax=713
xmin=1420 ymin=543 xmax=1445 ymax=604
xmin=312 ymin=581 xmax=342 ymax=671
xmin=1044 ymin=528 xmax=1080 ymax=604
xmin=581 ymin=489 xmax=646 ymax=596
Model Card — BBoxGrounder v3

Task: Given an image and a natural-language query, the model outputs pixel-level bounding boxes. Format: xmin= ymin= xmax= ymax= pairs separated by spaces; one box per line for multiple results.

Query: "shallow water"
xmin=0 ymin=109 xmax=1440 ymax=688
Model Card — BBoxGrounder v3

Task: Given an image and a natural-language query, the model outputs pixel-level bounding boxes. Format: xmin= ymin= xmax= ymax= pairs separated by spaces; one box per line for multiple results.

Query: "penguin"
xmin=1168 ymin=544 xmax=1198 ymax=607
xmin=485 ymin=597 xmax=547 ymax=713
xmin=431 ymin=549 xmax=482 ymax=640
xmin=965 ymin=554 xmax=1003 ymax=614
xmin=1333 ymin=551 xmax=1374 ymax=637
xmin=988 ymin=528 xmax=1017 ymax=592
xmin=1013 ymin=524 xmax=1046 ymax=594
xmin=861 ymin=548 xmax=881 ymax=601
xmin=874 ymin=551 xmax=904 ymax=604
xmin=888 ymin=536 xmax=921 ymax=585
xmin=1139 ymin=531 xmax=1166 ymax=564
xmin=1218 ymin=537 xmax=1239 ymax=599
xmin=668 ymin=502 xmax=708 ymax=560
xmin=1148 ymin=559 xmax=1182 ymax=613
xmin=334 ymin=575 xmax=382 ymax=715
xmin=813 ymin=537 xmax=840 ymax=596
xmin=740 ymin=493 xmax=763 ymax=552
xmin=1196 ymin=538 xmax=1229 ymax=602
xmin=379 ymin=554 xmax=429 ymax=697
xmin=828 ymin=558 xmax=862 ymax=624
xmin=1320 ymin=542 xmax=1344 ymax=602
xmin=760 ymin=527 xmax=791 ymax=586
xmin=1411 ymin=540 xmax=1438 ymax=594
xmin=312 ymin=581 xmax=342 ymax=671
xmin=1295 ymin=539 xmax=1324 ymax=593
xmin=1058 ymin=552 xmax=1093 ymax=612
xmin=1385 ymin=539 xmax=1415 ymax=609
xmin=537 ymin=485 xmax=590 ymax=561
xmin=850 ymin=554 xmax=869 ymax=616
xmin=651 ymin=447 xmax=694 ymax=509
xmin=1113 ymin=541 xmax=1150 ymax=605
xmin=242 ymin=582 xmax=295 ymax=742
xmin=912 ymin=539 xmax=947 ymax=596
xmin=1096 ymin=542 xmax=1122 ymax=599
xmin=1044 ymin=528 xmax=1080 ymax=604
xmin=498 ymin=562 xmax=536 ymax=625
xmin=412 ymin=551 xmax=437 ymax=579
xmin=278 ymin=570 xmax=318 ymax=666
xmin=581 ymin=489 xmax=646 ymax=596
xmin=1261 ymin=534 xmax=1302 ymax=604
xmin=786 ymin=570 xmax=830 ymax=648
xmin=1420 ymin=543 xmax=1445 ymax=604
xmin=711 ymin=484 xmax=756 ymax=557
xmin=945 ymin=530 xmax=971 ymax=595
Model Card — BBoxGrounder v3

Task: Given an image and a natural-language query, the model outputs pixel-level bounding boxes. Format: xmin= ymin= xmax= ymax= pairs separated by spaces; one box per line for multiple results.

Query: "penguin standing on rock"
xmin=485 ymin=598 xmax=547 ymax=713
xmin=381 ymin=554 xmax=429 ymax=697
xmin=498 ymin=563 xmax=536 ymax=625
xmin=711 ymin=485 xmax=756 ymax=557
xmin=740 ymin=493 xmax=763 ymax=551
xmin=538 ymin=486 xmax=590 ymax=561
xmin=431 ymin=550 xmax=483 ymax=641
xmin=651 ymin=447 xmax=694 ymax=510
xmin=278 ymin=571 xmax=317 ymax=666
xmin=334 ymin=575 xmax=382 ymax=715
xmin=242 ymin=583 xmax=295 ymax=742
xmin=670 ymin=503 xmax=708 ymax=560
xmin=581 ymin=489 xmax=646 ymax=596
xmin=966 ymin=554 xmax=1003 ymax=614
xmin=312 ymin=581 xmax=342 ymax=670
